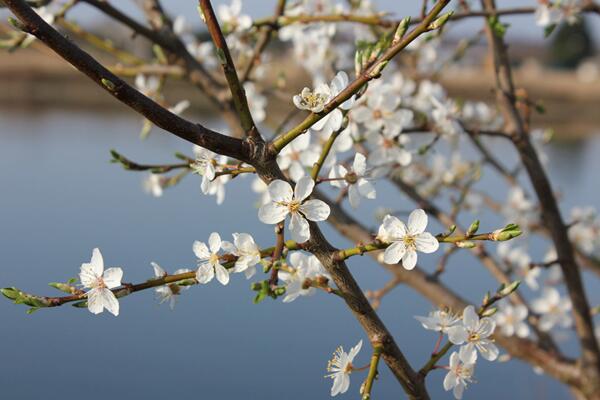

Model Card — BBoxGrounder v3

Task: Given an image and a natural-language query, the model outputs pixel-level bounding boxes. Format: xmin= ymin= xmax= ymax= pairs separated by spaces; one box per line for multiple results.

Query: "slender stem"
xmin=240 ymin=0 xmax=286 ymax=82
xmin=3 ymin=0 xmax=249 ymax=162
xmin=199 ymin=0 xmax=260 ymax=140
xmin=310 ymin=118 xmax=346 ymax=180
xmin=269 ymin=0 xmax=451 ymax=154
xmin=362 ymin=344 xmax=383 ymax=400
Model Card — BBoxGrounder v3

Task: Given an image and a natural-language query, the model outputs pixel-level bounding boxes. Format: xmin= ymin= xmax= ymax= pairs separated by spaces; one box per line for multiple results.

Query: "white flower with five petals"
xmin=258 ymin=177 xmax=330 ymax=243
xmin=193 ymin=233 xmax=230 ymax=285
xmin=328 ymin=153 xmax=376 ymax=209
xmin=415 ymin=309 xmax=461 ymax=333
xmin=531 ymin=287 xmax=572 ymax=332
xmin=443 ymin=346 xmax=476 ymax=400
xmin=150 ymin=262 xmax=191 ymax=310
xmin=79 ymin=248 xmax=122 ymax=316
xmin=377 ymin=209 xmax=439 ymax=270
xmin=447 ymin=305 xmax=499 ymax=362
xmin=222 ymin=233 xmax=262 ymax=279
xmin=325 ymin=340 xmax=362 ymax=397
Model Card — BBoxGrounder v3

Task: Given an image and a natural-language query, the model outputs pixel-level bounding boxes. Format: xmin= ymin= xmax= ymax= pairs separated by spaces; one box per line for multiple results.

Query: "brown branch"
xmin=315 ymin=187 xmax=583 ymax=389
xmin=480 ymin=0 xmax=600 ymax=396
xmin=4 ymin=0 xmax=249 ymax=162
xmin=199 ymin=0 xmax=261 ymax=140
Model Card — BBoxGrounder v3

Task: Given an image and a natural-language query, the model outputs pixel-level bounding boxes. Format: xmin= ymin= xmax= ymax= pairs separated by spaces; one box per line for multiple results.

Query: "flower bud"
xmin=466 ymin=220 xmax=480 ymax=236
xmin=456 ymin=241 xmax=476 ymax=249
xmin=498 ymin=280 xmax=521 ymax=297
xmin=481 ymin=307 xmax=497 ymax=317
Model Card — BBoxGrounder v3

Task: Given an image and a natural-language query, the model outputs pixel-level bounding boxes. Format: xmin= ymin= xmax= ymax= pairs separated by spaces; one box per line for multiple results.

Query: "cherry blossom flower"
xmin=377 ymin=209 xmax=439 ymax=270
xmin=366 ymin=131 xmax=412 ymax=167
xmin=143 ymin=174 xmax=164 ymax=197
xmin=79 ymin=248 xmax=122 ymax=316
xmin=279 ymin=252 xmax=330 ymax=302
xmin=494 ymin=301 xmax=530 ymax=338
xmin=258 ymin=177 xmax=330 ymax=243
xmin=497 ymin=243 xmax=540 ymax=290
xmin=326 ymin=340 xmax=362 ymax=397
xmin=277 ymin=135 xmax=320 ymax=182
xmin=415 ymin=309 xmax=461 ymax=333
xmin=217 ymin=0 xmax=252 ymax=34
xmin=150 ymin=262 xmax=191 ymax=309
xmin=535 ymin=4 xmax=562 ymax=28
xmin=328 ymin=153 xmax=376 ymax=209
xmin=352 ymin=82 xmax=413 ymax=137
xmin=293 ymin=72 xmax=355 ymax=137
xmin=193 ymin=233 xmax=229 ymax=285
xmin=443 ymin=346 xmax=477 ymax=400
xmin=222 ymin=233 xmax=262 ymax=279
xmin=448 ymin=305 xmax=499 ymax=361
xmin=531 ymin=287 xmax=572 ymax=332
xmin=430 ymin=95 xmax=463 ymax=137
xmin=293 ymin=83 xmax=332 ymax=113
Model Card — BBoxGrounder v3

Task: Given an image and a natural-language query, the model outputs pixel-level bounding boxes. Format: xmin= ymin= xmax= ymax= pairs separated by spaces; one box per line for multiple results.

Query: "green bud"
xmin=101 ymin=78 xmax=116 ymax=91
xmin=392 ymin=17 xmax=410 ymax=44
xmin=273 ymin=287 xmax=286 ymax=296
xmin=7 ymin=16 xmax=26 ymax=32
xmin=72 ymin=300 xmax=88 ymax=308
xmin=499 ymin=280 xmax=521 ymax=297
xmin=1 ymin=287 xmax=20 ymax=301
xmin=368 ymin=60 xmax=388 ymax=78
xmin=26 ymin=307 xmax=40 ymax=315
xmin=492 ymin=224 xmax=522 ymax=241
xmin=49 ymin=282 xmax=78 ymax=294
xmin=466 ymin=220 xmax=480 ymax=236
xmin=482 ymin=291 xmax=490 ymax=306
xmin=456 ymin=241 xmax=476 ymax=249
xmin=427 ymin=11 xmax=453 ymax=31
xmin=481 ymin=307 xmax=497 ymax=317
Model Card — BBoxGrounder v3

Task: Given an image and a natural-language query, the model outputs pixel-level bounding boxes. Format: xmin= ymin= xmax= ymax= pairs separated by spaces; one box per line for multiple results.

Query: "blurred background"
xmin=1 ymin=1 xmax=599 ymax=399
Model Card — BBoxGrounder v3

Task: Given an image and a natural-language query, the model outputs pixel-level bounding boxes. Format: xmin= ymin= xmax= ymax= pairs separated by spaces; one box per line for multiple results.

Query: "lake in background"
xmin=1 ymin=109 xmax=599 ymax=399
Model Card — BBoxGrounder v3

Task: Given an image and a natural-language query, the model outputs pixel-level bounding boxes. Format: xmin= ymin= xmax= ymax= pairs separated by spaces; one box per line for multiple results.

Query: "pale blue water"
xmin=1 ymin=109 xmax=599 ymax=399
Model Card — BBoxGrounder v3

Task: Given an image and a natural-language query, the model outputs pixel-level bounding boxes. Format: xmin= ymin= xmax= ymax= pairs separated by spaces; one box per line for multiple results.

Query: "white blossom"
xmin=150 ymin=262 xmax=191 ymax=309
xmin=366 ymin=131 xmax=412 ymax=167
xmin=377 ymin=209 xmax=439 ymax=270
xmin=448 ymin=305 xmax=499 ymax=361
xmin=352 ymin=81 xmax=413 ymax=137
xmin=279 ymin=252 xmax=330 ymax=302
xmin=193 ymin=233 xmax=230 ymax=285
xmin=415 ymin=309 xmax=461 ymax=333
xmin=217 ymin=0 xmax=252 ymax=34
xmin=222 ymin=233 xmax=261 ymax=279
xmin=494 ymin=300 xmax=530 ymax=338
xmin=443 ymin=346 xmax=476 ymax=400
xmin=79 ymin=248 xmax=122 ymax=316
xmin=328 ymin=153 xmax=376 ymax=209
xmin=531 ymin=287 xmax=572 ymax=332
xmin=325 ymin=340 xmax=362 ymax=397
xmin=258 ymin=177 xmax=330 ymax=243
xmin=143 ymin=174 xmax=164 ymax=197
xmin=277 ymin=135 xmax=319 ymax=182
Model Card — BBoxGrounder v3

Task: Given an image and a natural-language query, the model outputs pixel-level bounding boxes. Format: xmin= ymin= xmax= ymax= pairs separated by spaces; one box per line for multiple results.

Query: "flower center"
xmin=304 ymin=92 xmax=327 ymax=109
xmin=373 ymin=109 xmax=383 ymax=119
xmin=344 ymin=362 xmax=353 ymax=374
xmin=288 ymin=200 xmax=301 ymax=213
xmin=345 ymin=171 xmax=359 ymax=185
xmin=402 ymin=235 xmax=416 ymax=250
xmin=468 ymin=332 xmax=481 ymax=342
xmin=209 ymin=253 xmax=219 ymax=265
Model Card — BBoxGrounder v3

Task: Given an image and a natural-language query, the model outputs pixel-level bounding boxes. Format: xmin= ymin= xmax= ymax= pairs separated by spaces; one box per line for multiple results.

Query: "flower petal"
xmin=348 ymin=185 xmax=361 ymax=209
xmin=100 ymin=288 xmax=120 ymax=316
xmin=415 ymin=232 xmax=439 ymax=253
xmin=447 ymin=326 xmax=468 ymax=345
xmin=268 ymin=180 xmax=293 ymax=202
xmin=289 ymin=213 xmax=310 ymax=243
xmin=294 ymin=176 xmax=315 ymax=202
xmin=352 ymin=153 xmax=367 ymax=175
xmin=193 ymin=241 xmax=210 ymax=259
xmin=208 ymin=232 xmax=221 ymax=253
xmin=407 ymin=209 xmax=428 ymax=234
xmin=402 ymin=249 xmax=418 ymax=270
xmin=215 ymin=263 xmax=230 ymax=285
xmin=102 ymin=267 xmax=123 ymax=289
xmin=258 ymin=202 xmax=288 ymax=224
xmin=383 ymin=241 xmax=406 ymax=264
xmin=462 ymin=305 xmax=479 ymax=331
xmin=300 ymin=199 xmax=330 ymax=221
